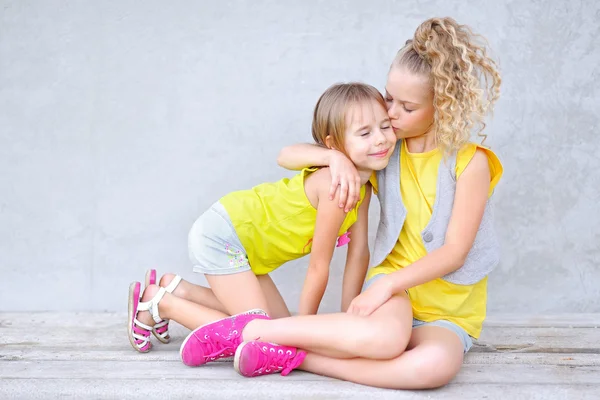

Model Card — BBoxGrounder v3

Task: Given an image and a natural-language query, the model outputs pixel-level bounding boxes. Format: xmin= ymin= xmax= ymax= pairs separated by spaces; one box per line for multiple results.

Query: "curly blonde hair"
xmin=393 ymin=17 xmax=501 ymax=154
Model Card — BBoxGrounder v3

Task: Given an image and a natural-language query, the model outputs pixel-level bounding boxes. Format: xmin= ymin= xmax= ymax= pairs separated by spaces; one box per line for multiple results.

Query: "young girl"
xmin=127 ymin=83 xmax=397 ymax=362
xmin=180 ymin=17 xmax=503 ymax=388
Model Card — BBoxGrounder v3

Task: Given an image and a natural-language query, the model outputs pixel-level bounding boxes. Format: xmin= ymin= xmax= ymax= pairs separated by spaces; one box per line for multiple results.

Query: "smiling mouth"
xmin=370 ymin=148 xmax=390 ymax=158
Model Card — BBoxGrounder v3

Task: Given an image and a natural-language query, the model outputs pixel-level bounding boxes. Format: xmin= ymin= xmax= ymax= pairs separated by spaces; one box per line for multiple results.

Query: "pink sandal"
xmin=127 ymin=281 xmax=156 ymax=353
xmin=143 ymin=269 xmax=182 ymax=344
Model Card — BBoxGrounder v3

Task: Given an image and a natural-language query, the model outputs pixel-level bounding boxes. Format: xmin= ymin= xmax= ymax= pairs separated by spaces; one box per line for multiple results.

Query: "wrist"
xmin=378 ymin=275 xmax=396 ymax=297
xmin=325 ymin=148 xmax=341 ymax=166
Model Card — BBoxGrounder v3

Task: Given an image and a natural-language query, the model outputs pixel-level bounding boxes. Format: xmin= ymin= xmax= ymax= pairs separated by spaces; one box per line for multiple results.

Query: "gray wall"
xmin=1 ymin=0 xmax=599 ymax=313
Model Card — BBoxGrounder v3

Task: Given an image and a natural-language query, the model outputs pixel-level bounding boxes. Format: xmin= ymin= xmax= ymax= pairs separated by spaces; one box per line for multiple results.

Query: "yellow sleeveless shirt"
xmin=367 ymin=141 xmax=503 ymax=338
xmin=219 ymin=168 xmax=367 ymax=275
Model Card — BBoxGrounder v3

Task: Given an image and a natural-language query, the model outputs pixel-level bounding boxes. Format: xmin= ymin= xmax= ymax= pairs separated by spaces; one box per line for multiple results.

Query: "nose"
xmin=374 ymin=127 xmax=386 ymax=145
xmin=388 ymin=102 xmax=400 ymax=120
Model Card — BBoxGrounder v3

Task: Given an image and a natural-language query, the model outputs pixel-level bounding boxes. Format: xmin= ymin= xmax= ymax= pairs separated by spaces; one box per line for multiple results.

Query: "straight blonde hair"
xmin=312 ymin=83 xmax=387 ymax=154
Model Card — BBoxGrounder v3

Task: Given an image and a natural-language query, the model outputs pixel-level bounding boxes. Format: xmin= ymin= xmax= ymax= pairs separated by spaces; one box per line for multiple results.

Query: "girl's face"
xmin=340 ymin=101 xmax=396 ymax=172
xmin=385 ymin=67 xmax=435 ymax=140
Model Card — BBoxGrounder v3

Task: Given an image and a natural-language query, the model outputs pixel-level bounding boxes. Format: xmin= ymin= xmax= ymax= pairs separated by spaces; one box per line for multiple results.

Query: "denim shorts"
xmin=188 ymin=202 xmax=252 ymax=275
xmin=363 ymin=274 xmax=473 ymax=353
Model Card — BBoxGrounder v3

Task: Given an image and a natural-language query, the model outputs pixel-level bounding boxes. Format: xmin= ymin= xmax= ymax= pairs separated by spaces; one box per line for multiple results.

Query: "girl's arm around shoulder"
xmin=341 ymin=184 xmax=372 ymax=312
xmin=277 ymin=143 xmax=332 ymax=171
xmin=277 ymin=143 xmax=361 ymax=211
xmin=386 ymin=148 xmax=491 ymax=293
xmin=298 ymin=168 xmax=348 ymax=315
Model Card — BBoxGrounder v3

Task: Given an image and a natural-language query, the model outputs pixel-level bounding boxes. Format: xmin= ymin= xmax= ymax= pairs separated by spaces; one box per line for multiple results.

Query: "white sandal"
xmin=127 ymin=274 xmax=182 ymax=352
xmin=143 ymin=269 xmax=182 ymax=344
xmin=127 ymin=281 xmax=163 ymax=353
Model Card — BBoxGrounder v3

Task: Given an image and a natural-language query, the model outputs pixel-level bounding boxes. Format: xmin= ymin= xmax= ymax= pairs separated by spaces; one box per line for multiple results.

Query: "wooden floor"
xmin=1 ymin=313 xmax=599 ymax=399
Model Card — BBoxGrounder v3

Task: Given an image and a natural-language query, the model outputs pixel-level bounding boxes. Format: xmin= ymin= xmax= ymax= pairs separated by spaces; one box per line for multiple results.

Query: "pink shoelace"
xmin=193 ymin=330 xmax=240 ymax=361
xmin=253 ymin=344 xmax=298 ymax=376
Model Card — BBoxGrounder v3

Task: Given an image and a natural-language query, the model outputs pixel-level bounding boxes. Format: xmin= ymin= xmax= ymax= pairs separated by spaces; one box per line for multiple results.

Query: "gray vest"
xmin=370 ymin=142 xmax=500 ymax=285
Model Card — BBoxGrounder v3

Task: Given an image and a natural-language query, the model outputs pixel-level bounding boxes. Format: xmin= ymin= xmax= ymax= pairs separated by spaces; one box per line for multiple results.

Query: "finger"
xmin=344 ymin=179 xmax=356 ymax=212
xmin=329 ymin=175 xmax=340 ymax=200
xmin=338 ymin=180 xmax=349 ymax=208
xmin=355 ymin=176 xmax=362 ymax=205
xmin=340 ymin=183 xmax=356 ymax=212
xmin=346 ymin=176 xmax=361 ymax=211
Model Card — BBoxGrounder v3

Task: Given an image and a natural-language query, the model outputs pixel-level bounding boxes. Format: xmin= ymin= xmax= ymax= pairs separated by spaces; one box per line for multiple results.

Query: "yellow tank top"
xmin=367 ymin=141 xmax=503 ymax=338
xmin=219 ymin=168 xmax=367 ymax=275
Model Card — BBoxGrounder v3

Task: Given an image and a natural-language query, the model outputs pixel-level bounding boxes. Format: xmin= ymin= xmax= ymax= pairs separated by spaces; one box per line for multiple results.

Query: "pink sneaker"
xmin=179 ymin=309 xmax=269 ymax=367
xmin=234 ymin=341 xmax=306 ymax=377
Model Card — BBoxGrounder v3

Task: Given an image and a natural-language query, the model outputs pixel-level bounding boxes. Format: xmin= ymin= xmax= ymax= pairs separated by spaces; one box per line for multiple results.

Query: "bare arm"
xmin=348 ymin=149 xmax=491 ymax=316
xmin=298 ymin=170 xmax=347 ymax=315
xmin=277 ymin=143 xmax=332 ymax=171
xmin=277 ymin=143 xmax=362 ymax=211
xmin=341 ymin=186 xmax=371 ymax=312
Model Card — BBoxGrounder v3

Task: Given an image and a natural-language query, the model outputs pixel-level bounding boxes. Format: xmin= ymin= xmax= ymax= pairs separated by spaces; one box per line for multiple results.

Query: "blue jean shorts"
xmin=188 ymin=202 xmax=252 ymax=275
xmin=363 ymin=275 xmax=473 ymax=353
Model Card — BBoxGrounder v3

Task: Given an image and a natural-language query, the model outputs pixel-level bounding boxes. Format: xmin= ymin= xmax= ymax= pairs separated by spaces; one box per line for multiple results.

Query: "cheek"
xmin=385 ymin=130 xmax=397 ymax=143
xmin=405 ymin=113 xmax=431 ymax=130
xmin=347 ymin=140 xmax=371 ymax=157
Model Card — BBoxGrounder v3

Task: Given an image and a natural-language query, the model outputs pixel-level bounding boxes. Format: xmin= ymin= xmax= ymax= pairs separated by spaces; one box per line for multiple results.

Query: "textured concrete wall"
xmin=1 ymin=0 xmax=599 ymax=313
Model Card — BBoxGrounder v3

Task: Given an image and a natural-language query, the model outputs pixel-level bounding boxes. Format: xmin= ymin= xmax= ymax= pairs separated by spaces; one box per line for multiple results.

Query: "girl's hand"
xmin=328 ymin=150 xmax=361 ymax=212
xmin=346 ymin=278 xmax=393 ymax=317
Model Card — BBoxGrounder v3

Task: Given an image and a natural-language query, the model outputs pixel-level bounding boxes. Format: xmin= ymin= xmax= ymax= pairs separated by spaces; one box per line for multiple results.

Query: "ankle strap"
xmin=164 ymin=275 xmax=182 ymax=293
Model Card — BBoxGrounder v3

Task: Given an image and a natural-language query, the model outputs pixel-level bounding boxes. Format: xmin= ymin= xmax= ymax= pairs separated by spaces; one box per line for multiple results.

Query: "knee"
xmin=357 ymin=318 xmax=411 ymax=359
xmin=160 ymin=273 xmax=185 ymax=296
xmin=141 ymin=284 xmax=161 ymax=301
xmin=159 ymin=273 xmax=177 ymax=287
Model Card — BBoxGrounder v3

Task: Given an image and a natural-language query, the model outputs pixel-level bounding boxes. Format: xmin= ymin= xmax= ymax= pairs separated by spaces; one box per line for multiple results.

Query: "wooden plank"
xmin=1 ymin=378 xmax=597 ymax=400
xmin=464 ymin=353 xmax=600 ymax=366
xmin=2 ymin=360 xmax=600 ymax=385
xmin=3 ymin=348 xmax=600 ymax=367
xmin=2 ymin=325 xmax=599 ymax=354
xmin=3 ymin=312 xmax=600 ymax=328
xmin=474 ymin=326 xmax=600 ymax=353
xmin=1 ymin=380 xmax=599 ymax=400
xmin=2 ymin=313 xmax=600 ymax=399
xmin=482 ymin=314 xmax=600 ymax=328
xmin=2 ymin=313 xmax=599 ymax=356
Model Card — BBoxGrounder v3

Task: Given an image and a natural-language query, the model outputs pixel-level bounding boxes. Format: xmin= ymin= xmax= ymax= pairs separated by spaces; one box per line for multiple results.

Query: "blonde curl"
xmin=394 ymin=17 xmax=501 ymax=155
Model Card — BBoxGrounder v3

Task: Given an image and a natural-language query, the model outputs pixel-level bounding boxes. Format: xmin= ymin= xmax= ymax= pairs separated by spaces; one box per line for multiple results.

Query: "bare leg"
xmin=158 ymin=273 xmax=290 ymax=319
xmin=138 ymin=285 xmax=228 ymax=330
xmin=159 ymin=273 xmax=227 ymax=313
xmin=256 ymin=275 xmax=291 ymax=319
xmin=242 ymin=292 xmax=413 ymax=359
xmin=206 ymin=270 xmax=272 ymax=316
xmin=298 ymin=325 xmax=465 ymax=389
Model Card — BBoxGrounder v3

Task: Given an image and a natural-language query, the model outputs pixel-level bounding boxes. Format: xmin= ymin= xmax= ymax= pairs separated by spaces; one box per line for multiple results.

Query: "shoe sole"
xmin=144 ymin=269 xmax=156 ymax=289
xmin=127 ymin=282 xmax=150 ymax=353
xmin=233 ymin=341 xmax=249 ymax=375
xmin=179 ymin=309 xmax=268 ymax=367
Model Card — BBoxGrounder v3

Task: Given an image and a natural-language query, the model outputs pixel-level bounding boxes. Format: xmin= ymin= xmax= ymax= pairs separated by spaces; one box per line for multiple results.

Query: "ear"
xmin=325 ymin=135 xmax=334 ymax=150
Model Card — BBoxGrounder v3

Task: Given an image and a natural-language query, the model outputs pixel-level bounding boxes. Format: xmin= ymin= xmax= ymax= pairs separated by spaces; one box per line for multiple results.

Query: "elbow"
xmin=307 ymin=263 xmax=330 ymax=283
xmin=276 ymin=148 xmax=289 ymax=168
xmin=446 ymin=244 xmax=470 ymax=271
